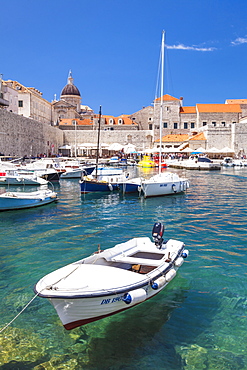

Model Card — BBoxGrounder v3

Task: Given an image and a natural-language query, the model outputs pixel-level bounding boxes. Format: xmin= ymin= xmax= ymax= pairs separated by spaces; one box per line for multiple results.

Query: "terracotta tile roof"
xmin=154 ymin=94 xmax=179 ymax=102
xmin=189 ymin=132 xmax=206 ymax=141
xmin=226 ymin=99 xmax=247 ymax=104
xmin=196 ymin=104 xmax=242 ymax=113
xmin=155 ymin=134 xmax=189 ymax=143
xmin=103 ymin=115 xmax=137 ymax=125
xmin=59 ymin=118 xmax=93 ymax=125
xmin=180 ymin=106 xmax=196 ymax=114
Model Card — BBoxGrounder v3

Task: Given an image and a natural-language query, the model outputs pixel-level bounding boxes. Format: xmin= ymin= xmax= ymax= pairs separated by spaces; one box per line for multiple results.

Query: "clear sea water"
xmin=0 ymin=166 xmax=247 ymax=369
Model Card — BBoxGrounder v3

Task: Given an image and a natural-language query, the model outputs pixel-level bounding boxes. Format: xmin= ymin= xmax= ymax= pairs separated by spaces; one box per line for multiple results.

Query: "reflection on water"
xmin=0 ymin=168 xmax=247 ymax=368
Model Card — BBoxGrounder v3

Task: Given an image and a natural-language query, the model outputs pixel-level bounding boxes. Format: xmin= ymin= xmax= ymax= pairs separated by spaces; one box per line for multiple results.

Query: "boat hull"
xmin=0 ymin=176 xmax=47 ymax=186
xmin=49 ymin=281 xmax=169 ymax=330
xmin=80 ymin=179 xmax=120 ymax=193
xmin=142 ymin=178 xmax=189 ymax=198
xmin=0 ymin=191 xmax=57 ymax=210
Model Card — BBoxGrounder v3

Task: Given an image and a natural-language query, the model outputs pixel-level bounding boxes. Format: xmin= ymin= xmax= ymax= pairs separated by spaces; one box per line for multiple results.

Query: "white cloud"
xmin=166 ymin=44 xmax=216 ymax=51
xmin=231 ymin=37 xmax=247 ymax=46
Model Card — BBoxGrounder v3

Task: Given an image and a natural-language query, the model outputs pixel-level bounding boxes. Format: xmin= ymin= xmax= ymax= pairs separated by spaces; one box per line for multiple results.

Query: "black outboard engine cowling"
xmin=152 ymin=222 xmax=164 ymax=248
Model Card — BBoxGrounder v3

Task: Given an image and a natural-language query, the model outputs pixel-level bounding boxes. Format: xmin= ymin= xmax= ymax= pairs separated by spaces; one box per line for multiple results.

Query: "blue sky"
xmin=1 ymin=0 xmax=247 ymax=116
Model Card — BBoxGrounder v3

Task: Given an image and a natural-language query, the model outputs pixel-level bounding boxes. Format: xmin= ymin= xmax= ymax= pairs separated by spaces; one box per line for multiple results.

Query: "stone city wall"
xmin=234 ymin=122 xmax=247 ymax=154
xmin=0 ymin=109 xmax=63 ymax=157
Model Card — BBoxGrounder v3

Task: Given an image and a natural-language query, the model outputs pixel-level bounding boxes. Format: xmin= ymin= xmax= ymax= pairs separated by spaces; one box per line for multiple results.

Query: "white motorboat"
xmin=182 ymin=156 xmax=221 ymax=170
xmin=0 ymin=187 xmax=57 ymax=210
xmin=21 ymin=159 xmax=63 ymax=182
xmin=141 ymin=172 xmax=189 ymax=198
xmin=221 ymin=157 xmax=246 ymax=167
xmin=0 ymin=169 xmax=48 ymax=186
xmin=120 ymin=173 xmax=189 ymax=197
xmin=34 ymin=222 xmax=188 ymax=330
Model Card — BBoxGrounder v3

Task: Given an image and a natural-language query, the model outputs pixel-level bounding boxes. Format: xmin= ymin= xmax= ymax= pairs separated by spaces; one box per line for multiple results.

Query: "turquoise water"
xmin=0 ymin=167 xmax=247 ymax=369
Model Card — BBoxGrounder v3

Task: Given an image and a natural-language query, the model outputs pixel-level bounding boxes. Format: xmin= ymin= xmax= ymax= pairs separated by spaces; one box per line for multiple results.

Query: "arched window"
xmin=118 ymin=118 xmax=123 ymax=125
xmin=109 ymin=118 xmax=114 ymax=125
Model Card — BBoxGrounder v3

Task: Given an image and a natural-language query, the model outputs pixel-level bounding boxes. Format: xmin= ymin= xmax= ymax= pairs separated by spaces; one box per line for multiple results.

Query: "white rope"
xmin=0 ymin=291 xmax=41 ymax=333
xmin=0 ymin=263 xmax=85 ymax=333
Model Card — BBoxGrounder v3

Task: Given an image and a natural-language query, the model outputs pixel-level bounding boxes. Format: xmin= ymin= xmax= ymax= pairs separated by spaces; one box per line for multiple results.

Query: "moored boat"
xmin=141 ymin=172 xmax=189 ymax=198
xmin=137 ymin=155 xmax=156 ymax=168
xmin=34 ymin=222 xmax=188 ymax=330
xmin=0 ymin=169 xmax=48 ymax=186
xmin=80 ymin=172 xmax=129 ymax=193
xmin=0 ymin=187 xmax=57 ymax=210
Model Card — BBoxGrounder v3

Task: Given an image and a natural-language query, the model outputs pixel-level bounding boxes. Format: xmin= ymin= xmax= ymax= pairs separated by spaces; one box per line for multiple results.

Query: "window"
xmin=118 ymin=118 xmax=123 ymax=125
xmin=174 ymin=122 xmax=178 ymax=129
xmin=212 ymin=121 xmax=216 ymax=127
xmin=109 ymin=118 xmax=114 ymax=125
xmin=221 ymin=121 xmax=226 ymax=126
xmin=184 ymin=122 xmax=188 ymax=129
xmin=149 ymin=124 xmax=153 ymax=130
xmin=203 ymin=121 xmax=207 ymax=126
xmin=149 ymin=117 xmax=152 ymax=121
xmin=163 ymin=122 xmax=167 ymax=128
xmin=18 ymin=100 xmax=23 ymax=107
xmin=191 ymin=122 xmax=195 ymax=129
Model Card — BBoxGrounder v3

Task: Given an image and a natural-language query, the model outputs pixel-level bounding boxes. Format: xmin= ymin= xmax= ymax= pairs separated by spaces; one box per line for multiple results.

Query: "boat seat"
xmin=110 ymin=255 xmax=165 ymax=267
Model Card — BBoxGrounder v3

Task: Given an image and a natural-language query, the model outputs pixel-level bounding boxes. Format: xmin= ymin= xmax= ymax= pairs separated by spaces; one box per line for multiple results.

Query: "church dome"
xmin=61 ymin=71 xmax=81 ymax=97
xmin=61 ymin=84 xmax=80 ymax=96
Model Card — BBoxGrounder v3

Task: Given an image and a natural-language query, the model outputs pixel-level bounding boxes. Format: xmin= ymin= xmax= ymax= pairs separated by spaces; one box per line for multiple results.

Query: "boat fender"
xmin=182 ymin=249 xmax=189 ymax=258
xmin=172 ymin=184 xmax=177 ymax=193
xmin=108 ymin=183 xmax=113 ymax=191
xmin=174 ymin=256 xmax=184 ymax=267
xmin=122 ymin=288 xmax=147 ymax=305
xmin=151 ymin=276 xmax=166 ymax=290
xmin=165 ymin=268 xmax=176 ymax=282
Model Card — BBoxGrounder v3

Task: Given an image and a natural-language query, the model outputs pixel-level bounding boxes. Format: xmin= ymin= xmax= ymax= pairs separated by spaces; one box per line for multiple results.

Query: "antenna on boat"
xmin=95 ymin=105 xmax=102 ymax=179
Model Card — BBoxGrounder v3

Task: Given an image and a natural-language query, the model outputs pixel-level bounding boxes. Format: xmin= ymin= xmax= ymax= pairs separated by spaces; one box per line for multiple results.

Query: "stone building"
xmin=3 ymin=80 xmax=53 ymax=124
xmin=0 ymin=74 xmax=10 ymax=109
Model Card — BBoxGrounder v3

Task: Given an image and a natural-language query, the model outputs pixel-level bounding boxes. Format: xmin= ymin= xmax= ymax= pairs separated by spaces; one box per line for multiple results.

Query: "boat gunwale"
xmin=34 ymin=252 xmax=183 ymax=299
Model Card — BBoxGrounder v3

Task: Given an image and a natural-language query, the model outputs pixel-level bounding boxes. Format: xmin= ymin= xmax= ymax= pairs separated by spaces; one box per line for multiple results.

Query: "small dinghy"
xmin=0 ymin=187 xmax=57 ymax=211
xmin=34 ymin=223 xmax=189 ymax=330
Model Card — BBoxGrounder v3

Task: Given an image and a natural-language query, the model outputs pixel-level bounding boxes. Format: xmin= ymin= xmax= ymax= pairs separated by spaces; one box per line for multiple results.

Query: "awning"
xmin=220 ymin=147 xmax=235 ymax=153
xmin=59 ymin=145 xmax=71 ymax=149
xmin=123 ymin=144 xmax=136 ymax=154
xmin=108 ymin=143 xmax=124 ymax=151
xmin=206 ymin=147 xmax=220 ymax=153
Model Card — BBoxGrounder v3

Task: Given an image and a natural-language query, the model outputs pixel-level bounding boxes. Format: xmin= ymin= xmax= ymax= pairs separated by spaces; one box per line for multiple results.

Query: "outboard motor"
xmin=152 ymin=222 xmax=164 ymax=249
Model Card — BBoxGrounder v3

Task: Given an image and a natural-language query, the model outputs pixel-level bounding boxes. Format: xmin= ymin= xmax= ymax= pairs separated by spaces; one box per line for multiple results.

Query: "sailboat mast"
xmin=95 ymin=105 xmax=102 ymax=179
xmin=159 ymin=30 xmax=165 ymax=175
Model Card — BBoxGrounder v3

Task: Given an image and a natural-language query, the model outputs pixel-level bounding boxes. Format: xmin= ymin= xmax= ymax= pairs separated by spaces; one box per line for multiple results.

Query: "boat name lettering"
xmin=101 ymin=296 xmax=123 ymax=305
xmin=160 ymin=184 xmax=167 ymax=187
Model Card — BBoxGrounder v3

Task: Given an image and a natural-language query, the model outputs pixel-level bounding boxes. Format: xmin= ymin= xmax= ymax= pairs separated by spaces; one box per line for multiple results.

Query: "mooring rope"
xmin=0 ymin=264 xmax=81 ymax=333
xmin=0 ymin=291 xmax=41 ymax=334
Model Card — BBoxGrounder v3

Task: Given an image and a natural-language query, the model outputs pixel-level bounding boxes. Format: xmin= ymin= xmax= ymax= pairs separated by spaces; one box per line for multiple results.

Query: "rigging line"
xmin=155 ymin=48 xmax=162 ymax=100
